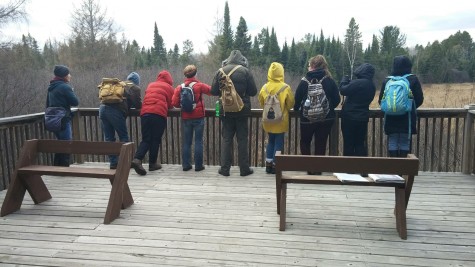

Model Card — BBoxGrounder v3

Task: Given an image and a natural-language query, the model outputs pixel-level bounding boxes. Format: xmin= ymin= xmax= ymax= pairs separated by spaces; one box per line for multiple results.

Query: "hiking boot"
xmin=240 ymin=168 xmax=254 ymax=177
xmin=218 ymin=168 xmax=230 ymax=177
xmin=131 ymin=159 xmax=147 ymax=176
xmin=110 ymin=164 xmax=117 ymax=170
xmin=265 ymin=162 xmax=273 ymax=174
xmin=195 ymin=166 xmax=205 ymax=172
xmin=149 ymin=162 xmax=162 ymax=171
xmin=183 ymin=166 xmax=192 ymax=171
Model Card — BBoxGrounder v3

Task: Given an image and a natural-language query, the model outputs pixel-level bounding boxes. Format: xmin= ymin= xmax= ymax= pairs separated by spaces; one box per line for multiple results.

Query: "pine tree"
xmin=153 ymin=22 xmax=168 ymax=67
xmin=220 ymin=1 xmax=234 ymax=61
xmin=234 ymin=17 xmax=252 ymax=56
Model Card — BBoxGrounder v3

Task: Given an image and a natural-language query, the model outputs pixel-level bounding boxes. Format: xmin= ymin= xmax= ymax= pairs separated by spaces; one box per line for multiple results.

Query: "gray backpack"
xmin=301 ymin=76 xmax=330 ymax=122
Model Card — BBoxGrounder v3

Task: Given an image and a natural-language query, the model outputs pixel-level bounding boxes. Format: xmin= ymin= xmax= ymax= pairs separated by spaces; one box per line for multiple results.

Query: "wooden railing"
xmin=1 ymin=107 xmax=474 ymax=190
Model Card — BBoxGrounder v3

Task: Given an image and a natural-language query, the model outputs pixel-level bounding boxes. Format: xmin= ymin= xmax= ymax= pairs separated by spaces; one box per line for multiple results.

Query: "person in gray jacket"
xmin=210 ymin=50 xmax=258 ymax=177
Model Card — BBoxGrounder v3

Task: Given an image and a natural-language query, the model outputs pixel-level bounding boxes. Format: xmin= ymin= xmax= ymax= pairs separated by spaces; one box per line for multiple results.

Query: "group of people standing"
xmin=45 ymin=50 xmax=423 ymax=177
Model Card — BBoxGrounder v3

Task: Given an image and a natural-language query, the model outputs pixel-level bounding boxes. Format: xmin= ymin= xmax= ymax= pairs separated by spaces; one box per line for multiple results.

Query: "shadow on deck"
xmin=0 ymin=164 xmax=474 ymax=266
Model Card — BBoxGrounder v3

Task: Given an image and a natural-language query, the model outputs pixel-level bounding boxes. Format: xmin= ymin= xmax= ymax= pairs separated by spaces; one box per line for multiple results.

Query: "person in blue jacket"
xmin=46 ymin=65 xmax=79 ymax=166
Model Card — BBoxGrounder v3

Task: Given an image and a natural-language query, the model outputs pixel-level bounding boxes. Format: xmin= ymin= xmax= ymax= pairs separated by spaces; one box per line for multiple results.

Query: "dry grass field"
xmin=369 ymin=82 xmax=475 ymax=109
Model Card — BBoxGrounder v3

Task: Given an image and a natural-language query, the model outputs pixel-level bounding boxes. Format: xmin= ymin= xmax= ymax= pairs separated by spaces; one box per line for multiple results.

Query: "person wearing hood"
xmin=378 ymin=55 xmax=424 ymax=158
xmin=99 ymin=72 xmax=143 ymax=170
xmin=46 ymin=65 xmax=79 ymax=167
xmin=131 ymin=70 xmax=174 ymax=176
xmin=294 ymin=55 xmax=341 ymax=175
xmin=172 ymin=65 xmax=212 ymax=172
xmin=258 ymin=62 xmax=295 ymax=174
xmin=210 ymin=50 xmax=258 ymax=177
xmin=339 ymin=63 xmax=376 ymax=160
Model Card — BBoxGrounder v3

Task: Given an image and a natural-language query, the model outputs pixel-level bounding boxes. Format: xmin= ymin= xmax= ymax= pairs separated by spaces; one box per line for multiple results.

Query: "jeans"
xmin=53 ymin=120 xmax=72 ymax=166
xmin=221 ymin=116 xmax=250 ymax=172
xmin=266 ymin=133 xmax=284 ymax=162
xmin=99 ymin=105 xmax=129 ymax=167
xmin=341 ymin=118 xmax=368 ymax=156
xmin=182 ymin=118 xmax=205 ymax=169
xmin=388 ymin=133 xmax=411 ymax=151
xmin=135 ymin=114 xmax=167 ymax=164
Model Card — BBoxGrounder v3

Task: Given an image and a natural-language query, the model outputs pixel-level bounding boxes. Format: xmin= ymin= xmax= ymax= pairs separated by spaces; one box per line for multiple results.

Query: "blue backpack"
xmin=180 ymin=82 xmax=197 ymax=112
xmin=381 ymin=74 xmax=413 ymax=115
xmin=381 ymin=74 xmax=414 ymax=137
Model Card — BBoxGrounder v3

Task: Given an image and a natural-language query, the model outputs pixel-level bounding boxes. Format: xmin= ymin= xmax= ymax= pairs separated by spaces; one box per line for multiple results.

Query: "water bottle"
xmin=215 ymin=100 xmax=220 ymax=117
xmin=304 ymin=99 xmax=310 ymax=107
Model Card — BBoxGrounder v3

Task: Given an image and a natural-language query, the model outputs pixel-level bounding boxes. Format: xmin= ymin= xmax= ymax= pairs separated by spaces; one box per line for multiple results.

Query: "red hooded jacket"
xmin=140 ymin=70 xmax=175 ymax=117
xmin=171 ymin=77 xmax=211 ymax=119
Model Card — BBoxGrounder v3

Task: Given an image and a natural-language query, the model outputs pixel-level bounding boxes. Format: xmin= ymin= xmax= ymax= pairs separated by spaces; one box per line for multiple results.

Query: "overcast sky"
xmin=2 ymin=0 xmax=475 ymax=54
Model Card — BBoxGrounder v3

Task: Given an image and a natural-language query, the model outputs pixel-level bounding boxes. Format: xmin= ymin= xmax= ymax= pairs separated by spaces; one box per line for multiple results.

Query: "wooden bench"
xmin=1 ymin=139 xmax=134 ymax=224
xmin=274 ymin=151 xmax=419 ymax=239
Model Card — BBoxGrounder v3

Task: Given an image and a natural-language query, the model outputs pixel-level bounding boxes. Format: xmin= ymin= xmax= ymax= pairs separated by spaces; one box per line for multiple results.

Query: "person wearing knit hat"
xmin=99 ymin=72 xmax=143 ymax=169
xmin=46 ymin=64 xmax=78 ymax=167
xmin=54 ymin=65 xmax=70 ymax=78
xmin=171 ymin=65 xmax=211 ymax=172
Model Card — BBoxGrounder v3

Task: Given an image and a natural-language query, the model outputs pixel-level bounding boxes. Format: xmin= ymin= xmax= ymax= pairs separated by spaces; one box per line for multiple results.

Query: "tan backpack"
xmin=98 ymin=78 xmax=130 ymax=104
xmin=262 ymin=84 xmax=288 ymax=123
xmin=218 ymin=65 xmax=244 ymax=113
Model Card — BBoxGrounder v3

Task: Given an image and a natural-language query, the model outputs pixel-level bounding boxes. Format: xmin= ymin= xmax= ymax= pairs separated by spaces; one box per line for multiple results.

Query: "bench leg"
xmin=395 ymin=187 xmax=407 ymax=239
xmin=104 ymin=173 xmax=134 ymax=224
xmin=23 ymin=174 xmax=52 ymax=204
xmin=279 ymin=183 xmax=287 ymax=231
xmin=121 ymin=183 xmax=134 ymax=209
xmin=276 ymin=179 xmax=281 ymax=215
xmin=1 ymin=174 xmax=51 ymax=217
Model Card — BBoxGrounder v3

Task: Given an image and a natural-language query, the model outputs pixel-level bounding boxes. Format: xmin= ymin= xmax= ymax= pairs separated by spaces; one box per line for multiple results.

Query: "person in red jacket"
xmin=172 ymin=65 xmax=212 ymax=172
xmin=131 ymin=70 xmax=174 ymax=175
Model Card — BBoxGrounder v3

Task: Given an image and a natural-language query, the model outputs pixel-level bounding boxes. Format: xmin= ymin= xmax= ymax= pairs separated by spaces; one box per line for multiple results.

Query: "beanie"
xmin=127 ymin=72 xmax=140 ymax=86
xmin=54 ymin=65 xmax=70 ymax=78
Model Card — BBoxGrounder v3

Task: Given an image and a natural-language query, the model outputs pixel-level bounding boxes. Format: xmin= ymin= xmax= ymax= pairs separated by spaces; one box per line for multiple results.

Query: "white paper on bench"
xmin=334 ymin=173 xmax=370 ymax=182
xmin=368 ymin=174 xmax=405 ymax=183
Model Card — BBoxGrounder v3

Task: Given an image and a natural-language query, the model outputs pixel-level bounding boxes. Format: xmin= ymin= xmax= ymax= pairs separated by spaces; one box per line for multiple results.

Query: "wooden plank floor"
xmin=0 ymin=164 xmax=474 ymax=266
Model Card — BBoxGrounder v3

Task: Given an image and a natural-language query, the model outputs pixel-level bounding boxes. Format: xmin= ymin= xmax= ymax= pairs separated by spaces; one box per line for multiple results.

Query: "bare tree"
xmin=344 ymin=17 xmax=362 ymax=79
xmin=0 ymin=0 xmax=28 ymax=28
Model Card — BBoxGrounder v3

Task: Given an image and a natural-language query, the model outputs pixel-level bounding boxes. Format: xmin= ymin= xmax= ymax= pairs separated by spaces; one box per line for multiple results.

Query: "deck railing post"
xmin=71 ymin=109 xmax=84 ymax=164
xmin=462 ymin=104 xmax=475 ymax=174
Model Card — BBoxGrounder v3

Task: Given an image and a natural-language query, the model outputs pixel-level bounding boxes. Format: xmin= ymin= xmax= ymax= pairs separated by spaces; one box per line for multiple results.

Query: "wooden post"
xmin=71 ymin=108 xmax=84 ymax=164
xmin=462 ymin=105 xmax=475 ymax=174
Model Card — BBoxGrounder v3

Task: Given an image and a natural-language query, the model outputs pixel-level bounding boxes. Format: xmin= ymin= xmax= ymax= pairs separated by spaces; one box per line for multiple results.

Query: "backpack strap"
xmin=264 ymin=84 xmax=288 ymax=96
xmin=316 ymin=75 xmax=328 ymax=84
xmin=219 ymin=65 xmax=241 ymax=77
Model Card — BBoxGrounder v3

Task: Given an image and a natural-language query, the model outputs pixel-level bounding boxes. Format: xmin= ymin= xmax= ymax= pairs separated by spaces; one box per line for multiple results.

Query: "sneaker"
xmin=131 ymin=159 xmax=147 ymax=176
xmin=183 ymin=166 xmax=192 ymax=171
xmin=240 ymin=168 xmax=254 ymax=177
xmin=265 ymin=162 xmax=273 ymax=174
xmin=195 ymin=166 xmax=205 ymax=172
xmin=218 ymin=168 xmax=230 ymax=176
xmin=149 ymin=163 xmax=162 ymax=171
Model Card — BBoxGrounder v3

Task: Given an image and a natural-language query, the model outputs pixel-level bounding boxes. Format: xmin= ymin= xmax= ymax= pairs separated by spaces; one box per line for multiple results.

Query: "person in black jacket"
xmin=99 ymin=72 xmax=143 ymax=169
xmin=339 ymin=63 xmax=376 ymax=158
xmin=210 ymin=50 xmax=258 ymax=177
xmin=294 ymin=55 xmax=341 ymax=174
xmin=378 ymin=56 xmax=424 ymax=158
xmin=46 ymin=65 xmax=79 ymax=166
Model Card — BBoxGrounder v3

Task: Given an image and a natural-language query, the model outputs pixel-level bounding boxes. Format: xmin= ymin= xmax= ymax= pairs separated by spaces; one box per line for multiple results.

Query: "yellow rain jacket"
xmin=258 ymin=62 xmax=295 ymax=133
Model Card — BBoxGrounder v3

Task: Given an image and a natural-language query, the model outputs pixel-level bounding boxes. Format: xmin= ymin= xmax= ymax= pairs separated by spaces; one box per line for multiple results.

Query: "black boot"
xmin=388 ymin=150 xmax=399 ymax=157
xmin=399 ymin=150 xmax=409 ymax=158
xmin=265 ymin=162 xmax=273 ymax=174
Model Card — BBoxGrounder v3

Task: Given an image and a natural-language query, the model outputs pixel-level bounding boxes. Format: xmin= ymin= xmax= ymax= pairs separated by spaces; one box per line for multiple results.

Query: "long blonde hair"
xmin=308 ymin=55 xmax=332 ymax=78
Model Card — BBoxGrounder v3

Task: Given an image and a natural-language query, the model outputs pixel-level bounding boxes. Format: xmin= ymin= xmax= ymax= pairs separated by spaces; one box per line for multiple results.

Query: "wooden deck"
xmin=0 ymin=164 xmax=474 ymax=266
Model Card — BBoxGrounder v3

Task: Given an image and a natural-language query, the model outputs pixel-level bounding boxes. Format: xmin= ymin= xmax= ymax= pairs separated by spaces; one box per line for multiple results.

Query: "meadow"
xmin=369 ymin=82 xmax=475 ymax=109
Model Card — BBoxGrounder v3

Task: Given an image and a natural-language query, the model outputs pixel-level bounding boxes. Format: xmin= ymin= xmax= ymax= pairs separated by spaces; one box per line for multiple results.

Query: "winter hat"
xmin=183 ymin=65 xmax=197 ymax=78
xmin=127 ymin=72 xmax=140 ymax=85
xmin=54 ymin=65 xmax=70 ymax=78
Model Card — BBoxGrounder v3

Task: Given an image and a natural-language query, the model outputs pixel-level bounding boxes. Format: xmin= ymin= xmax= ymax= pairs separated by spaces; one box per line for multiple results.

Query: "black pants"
xmin=135 ymin=114 xmax=167 ymax=164
xmin=299 ymin=119 xmax=334 ymax=155
xmin=220 ymin=116 xmax=250 ymax=172
xmin=341 ymin=118 xmax=368 ymax=156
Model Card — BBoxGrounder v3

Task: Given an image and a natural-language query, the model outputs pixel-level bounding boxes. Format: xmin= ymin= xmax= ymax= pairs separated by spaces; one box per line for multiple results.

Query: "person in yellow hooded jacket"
xmin=258 ymin=62 xmax=295 ymax=174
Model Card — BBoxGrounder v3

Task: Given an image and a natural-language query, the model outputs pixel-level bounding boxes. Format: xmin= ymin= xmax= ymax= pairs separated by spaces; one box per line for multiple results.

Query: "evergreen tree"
xmin=287 ymin=38 xmax=299 ymax=74
xmin=280 ymin=41 xmax=289 ymax=68
xmin=234 ymin=16 xmax=252 ymax=56
xmin=344 ymin=18 xmax=363 ymax=79
xmin=153 ymin=22 xmax=168 ymax=67
xmin=220 ymin=1 xmax=234 ymax=61
xmin=268 ymin=27 xmax=281 ymax=64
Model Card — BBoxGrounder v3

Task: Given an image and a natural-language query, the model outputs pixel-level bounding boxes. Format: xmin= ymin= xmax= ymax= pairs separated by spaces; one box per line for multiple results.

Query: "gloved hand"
xmin=340 ymin=75 xmax=350 ymax=87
